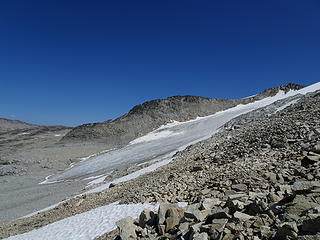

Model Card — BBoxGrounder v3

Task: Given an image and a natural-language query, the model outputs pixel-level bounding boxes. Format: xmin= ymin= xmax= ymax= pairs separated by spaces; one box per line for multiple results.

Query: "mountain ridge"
xmin=0 ymin=118 xmax=38 ymax=133
xmin=61 ymin=83 xmax=305 ymax=145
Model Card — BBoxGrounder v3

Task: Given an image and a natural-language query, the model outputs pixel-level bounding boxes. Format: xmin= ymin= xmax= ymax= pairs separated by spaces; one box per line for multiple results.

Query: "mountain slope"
xmin=61 ymin=83 xmax=305 ymax=146
xmin=0 ymin=118 xmax=37 ymax=133
xmin=1 ymin=83 xmax=319 ymax=240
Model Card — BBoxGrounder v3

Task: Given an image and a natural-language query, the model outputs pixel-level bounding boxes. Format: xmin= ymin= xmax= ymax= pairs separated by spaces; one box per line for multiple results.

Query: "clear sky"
xmin=0 ymin=0 xmax=319 ymax=126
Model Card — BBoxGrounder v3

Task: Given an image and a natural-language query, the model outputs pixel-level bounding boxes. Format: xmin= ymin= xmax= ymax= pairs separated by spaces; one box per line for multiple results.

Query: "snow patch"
xmin=85 ymin=172 xmax=112 ymax=186
xmin=40 ymin=149 xmax=116 ymax=185
xmin=130 ymin=129 xmax=182 ymax=144
xmin=17 ymin=132 xmax=30 ymax=136
xmin=84 ymin=154 xmax=174 ymax=194
xmin=5 ymin=202 xmax=158 ymax=240
xmin=79 ymin=149 xmax=115 ymax=161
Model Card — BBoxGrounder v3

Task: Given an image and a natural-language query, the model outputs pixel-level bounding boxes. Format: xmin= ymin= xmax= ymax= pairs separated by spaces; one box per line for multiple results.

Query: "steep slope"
xmin=61 ymin=83 xmax=305 ymax=146
xmin=0 ymin=118 xmax=37 ymax=133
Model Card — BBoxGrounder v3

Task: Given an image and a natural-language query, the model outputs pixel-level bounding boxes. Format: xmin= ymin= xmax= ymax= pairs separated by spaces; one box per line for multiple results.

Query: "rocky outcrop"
xmin=61 ymin=83 xmax=305 ymax=146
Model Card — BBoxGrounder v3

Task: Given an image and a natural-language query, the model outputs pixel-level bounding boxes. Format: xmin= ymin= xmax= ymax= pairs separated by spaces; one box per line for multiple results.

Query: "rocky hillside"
xmin=106 ymin=90 xmax=320 ymax=239
xmin=0 ymin=118 xmax=37 ymax=133
xmin=61 ymin=83 xmax=305 ymax=147
xmin=2 ymin=84 xmax=319 ymax=240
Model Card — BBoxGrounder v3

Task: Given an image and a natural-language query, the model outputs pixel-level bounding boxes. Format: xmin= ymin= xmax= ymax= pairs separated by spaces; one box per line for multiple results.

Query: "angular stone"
xmin=277 ymin=174 xmax=285 ymax=184
xmin=208 ymin=207 xmax=232 ymax=220
xmin=191 ymin=223 xmax=203 ymax=233
xmin=227 ymin=193 xmax=248 ymax=201
xmin=158 ymin=224 xmax=166 ymax=235
xmin=158 ymin=203 xmax=177 ymax=225
xmin=139 ymin=209 xmax=156 ymax=228
xmin=178 ymin=222 xmax=190 ymax=235
xmin=201 ymin=198 xmax=221 ymax=210
xmin=312 ymin=143 xmax=320 ymax=154
xmin=245 ymin=201 xmax=266 ymax=216
xmin=287 ymin=195 xmax=319 ymax=216
xmin=266 ymin=172 xmax=277 ymax=183
xmin=185 ymin=204 xmax=210 ymax=222
xmin=193 ymin=232 xmax=209 ymax=240
xmin=268 ymin=192 xmax=281 ymax=203
xmin=275 ymin=222 xmax=298 ymax=239
xmin=302 ymin=216 xmax=320 ymax=234
xmin=278 ymin=184 xmax=292 ymax=194
xmin=260 ymin=225 xmax=273 ymax=239
xmin=292 ymin=181 xmax=320 ymax=193
xmin=231 ymin=184 xmax=248 ymax=192
xmin=211 ymin=218 xmax=228 ymax=232
xmin=116 ymin=216 xmax=137 ymax=240
xmin=302 ymin=155 xmax=320 ymax=167
xmin=165 ymin=207 xmax=185 ymax=232
xmin=227 ymin=199 xmax=246 ymax=211
xmin=233 ymin=211 xmax=254 ymax=221
xmin=192 ymin=166 xmax=203 ymax=172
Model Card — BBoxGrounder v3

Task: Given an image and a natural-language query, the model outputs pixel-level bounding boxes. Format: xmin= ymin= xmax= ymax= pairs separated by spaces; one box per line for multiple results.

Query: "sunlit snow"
xmin=5 ymin=203 xmax=158 ymax=240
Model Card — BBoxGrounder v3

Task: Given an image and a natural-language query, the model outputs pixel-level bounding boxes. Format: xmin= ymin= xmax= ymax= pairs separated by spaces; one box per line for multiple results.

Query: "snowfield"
xmin=42 ymin=82 xmax=320 ymax=185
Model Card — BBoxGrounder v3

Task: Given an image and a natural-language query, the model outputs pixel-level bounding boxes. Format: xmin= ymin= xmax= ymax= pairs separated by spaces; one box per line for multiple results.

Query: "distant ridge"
xmin=0 ymin=118 xmax=71 ymax=134
xmin=61 ymin=83 xmax=305 ymax=146
xmin=0 ymin=118 xmax=37 ymax=133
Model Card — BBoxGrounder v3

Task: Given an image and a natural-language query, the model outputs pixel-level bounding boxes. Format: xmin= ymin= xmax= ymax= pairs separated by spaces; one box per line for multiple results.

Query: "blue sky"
xmin=0 ymin=0 xmax=319 ymax=126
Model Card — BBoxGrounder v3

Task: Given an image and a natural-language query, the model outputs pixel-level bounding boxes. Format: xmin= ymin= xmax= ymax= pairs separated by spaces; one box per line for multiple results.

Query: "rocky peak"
xmin=258 ymin=83 xmax=305 ymax=97
xmin=127 ymin=95 xmax=215 ymax=116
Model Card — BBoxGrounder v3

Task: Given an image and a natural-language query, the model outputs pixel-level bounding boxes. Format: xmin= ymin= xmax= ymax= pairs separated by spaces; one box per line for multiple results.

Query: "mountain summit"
xmin=61 ymin=83 xmax=305 ymax=146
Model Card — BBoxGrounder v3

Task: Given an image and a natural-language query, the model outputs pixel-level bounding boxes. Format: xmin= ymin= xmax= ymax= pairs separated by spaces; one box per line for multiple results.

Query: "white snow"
xmin=40 ymin=149 xmax=116 ymax=185
xmin=129 ymin=129 xmax=182 ymax=144
xmin=85 ymin=154 xmax=174 ymax=194
xmin=86 ymin=174 xmax=108 ymax=186
xmin=11 ymin=201 xmax=188 ymax=240
xmin=17 ymin=132 xmax=30 ymax=136
xmin=79 ymin=149 xmax=116 ymax=161
xmin=5 ymin=202 xmax=158 ymax=240
xmin=54 ymin=134 xmax=62 ymax=137
xmin=83 ymin=174 xmax=105 ymax=181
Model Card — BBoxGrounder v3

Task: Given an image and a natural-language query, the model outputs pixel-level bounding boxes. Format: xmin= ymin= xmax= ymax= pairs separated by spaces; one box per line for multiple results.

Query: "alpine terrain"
xmin=0 ymin=82 xmax=320 ymax=240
